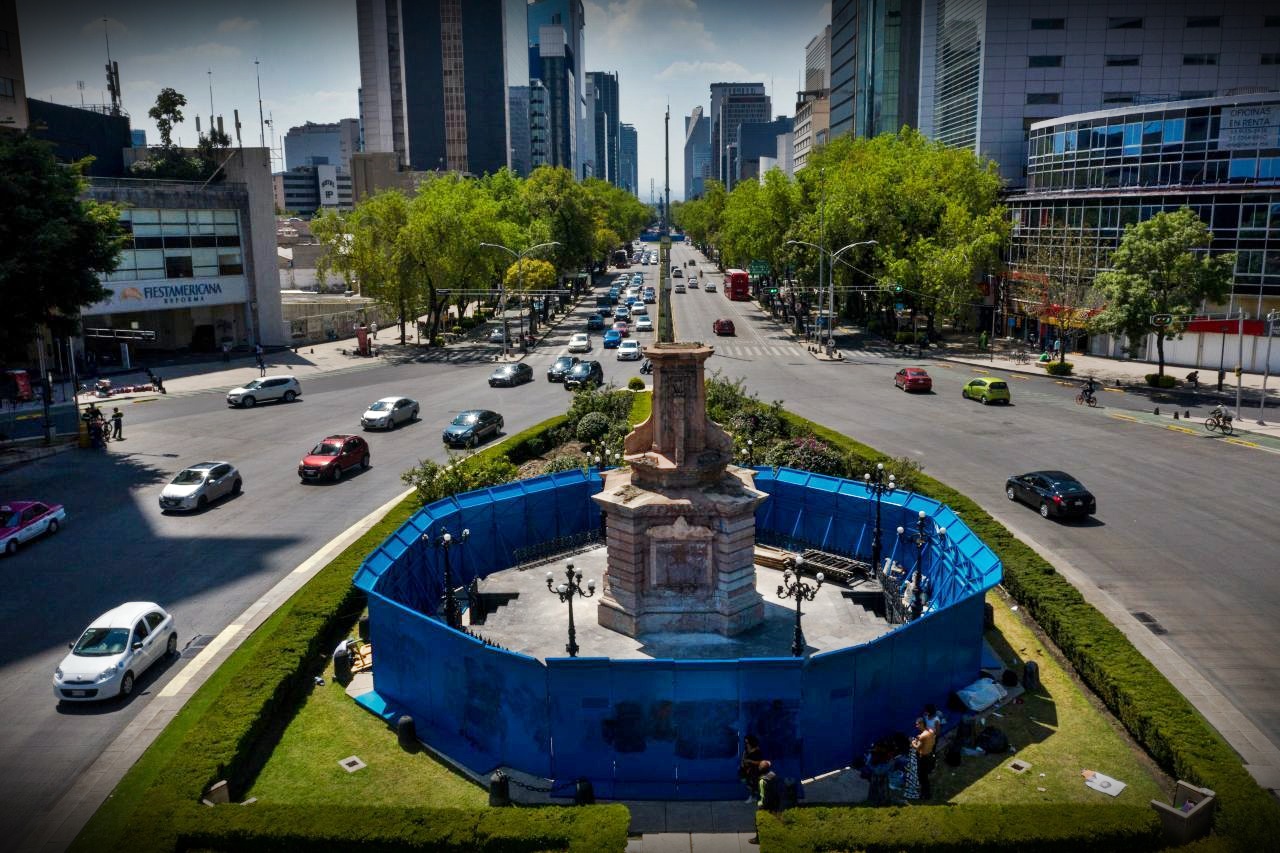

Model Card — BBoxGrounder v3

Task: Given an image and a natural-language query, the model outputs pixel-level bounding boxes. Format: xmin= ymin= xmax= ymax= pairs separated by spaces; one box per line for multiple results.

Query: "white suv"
xmin=227 ymin=376 xmax=301 ymax=408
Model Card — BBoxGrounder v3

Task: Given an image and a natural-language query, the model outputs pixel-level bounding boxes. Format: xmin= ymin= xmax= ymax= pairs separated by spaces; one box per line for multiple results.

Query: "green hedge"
xmin=776 ymin=409 xmax=1280 ymax=851
xmin=756 ymin=805 xmax=1162 ymax=853
xmin=1042 ymin=360 xmax=1074 ymax=376
xmin=1145 ymin=373 xmax=1178 ymax=388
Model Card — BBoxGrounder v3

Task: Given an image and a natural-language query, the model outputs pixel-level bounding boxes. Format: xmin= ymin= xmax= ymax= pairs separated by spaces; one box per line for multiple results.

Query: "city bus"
xmin=610 ymin=249 xmax=630 ymax=268
xmin=725 ymin=269 xmax=750 ymax=301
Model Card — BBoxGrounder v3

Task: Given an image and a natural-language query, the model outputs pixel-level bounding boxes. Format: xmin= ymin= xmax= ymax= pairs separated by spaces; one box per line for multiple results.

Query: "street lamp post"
xmin=896 ymin=511 xmax=947 ymax=621
xmin=431 ymin=527 xmax=470 ymax=629
xmin=479 ymin=241 xmax=561 ymax=359
xmin=547 ymin=561 xmax=596 ymax=658
xmin=1258 ymin=310 xmax=1278 ymax=426
xmin=785 ymin=239 xmax=878 ymax=355
xmin=739 ymin=438 xmax=755 ymax=466
xmin=776 ymin=568 xmax=825 ymax=657
xmin=863 ymin=463 xmax=896 ymax=577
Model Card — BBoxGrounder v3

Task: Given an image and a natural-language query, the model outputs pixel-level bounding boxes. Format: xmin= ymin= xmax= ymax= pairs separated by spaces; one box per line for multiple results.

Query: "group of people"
xmin=82 ymin=403 xmax=123 ymax=448
xmin=861 ymin=703 xmax=945 ymax=804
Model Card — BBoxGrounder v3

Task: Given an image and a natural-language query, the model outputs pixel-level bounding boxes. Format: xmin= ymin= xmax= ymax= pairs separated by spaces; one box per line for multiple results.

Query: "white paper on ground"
xmin=1085 ymin=772 xmax=1127 ymax=797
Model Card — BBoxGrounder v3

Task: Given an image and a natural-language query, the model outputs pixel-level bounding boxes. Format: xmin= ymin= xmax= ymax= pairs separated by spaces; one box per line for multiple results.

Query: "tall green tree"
xmin=523 ymin=166 xmax=595 ymax=273
xmin=0 ymin=133 xmax=124 ymax=356
xmin=1094 ymin=207 xmax=1234 ymax=377
xmin=148 ymin=87 xmax=186 ymax=149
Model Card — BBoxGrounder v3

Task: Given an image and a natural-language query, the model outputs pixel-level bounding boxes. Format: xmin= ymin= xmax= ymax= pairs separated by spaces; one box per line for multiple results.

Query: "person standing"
xmin=221 ymin=342 xmax=231 ymax=363
xmin=255 ymin=343 xmax=266 ymax=377
xmin=911 ymin=717 xmax=937 ymax=800
xmin=370 ymin=320 xmax=379 ymax=340
xmin=110 ymin=407 xmax=123 ymax=440
xmin=739 ymin=735 xmax=765 ymax=803
xmin=756 ymin=760 xmax=780 ymax=810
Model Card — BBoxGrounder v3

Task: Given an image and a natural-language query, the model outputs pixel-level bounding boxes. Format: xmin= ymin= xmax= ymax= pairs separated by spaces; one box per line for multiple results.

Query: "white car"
xmin=226 ymin=376 xmax=300 ymax=408
xmin=617 ymin=340 xmax=643 ymax=361
xmin=689 ymin=276 xmax=699 ymax=287
xmin=635 ymin=315 xmax=654 ymax=332
xmin=568 ymin=333 xmax=592 ymax=353
xmin=159 ymin=462 xmax=242 ymax=512
xmin=674 ymin=283 xmax=687 ymax=293
xmin=361 ymin=396 xmax=419 ymax=430
xmin=54 ymin=602 xmax=177 ymax=701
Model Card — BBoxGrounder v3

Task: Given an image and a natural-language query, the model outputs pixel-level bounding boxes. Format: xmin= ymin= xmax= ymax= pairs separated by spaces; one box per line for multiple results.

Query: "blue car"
xmin=587 ymin=313 xmax=606 ymax=331
xmin=603 ymin=329 xmax=622 ymax=348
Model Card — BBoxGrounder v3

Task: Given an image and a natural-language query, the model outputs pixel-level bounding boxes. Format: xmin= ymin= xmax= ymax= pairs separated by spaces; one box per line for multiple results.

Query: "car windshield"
xmin=311 ymin=443 xmax=342 ymax=456
xmin=369 ymin=401 xmax=393 ymax=411
xmin=171 ymin=469 xmax=208 ymax=485
xmin=452 ymin=413 xmax=479 ymax=425
xmin=496 ymin=366 xmax=514 ymax=373
xmin=554 ymin=358 xmax=573 ymax=368
xmin=570 ymin=364 xmax=589 ymax=375
xmin=73 ymin=627 xmax=130 ymax=657
xmin=240 ymin=380 xmax=263 ymax=390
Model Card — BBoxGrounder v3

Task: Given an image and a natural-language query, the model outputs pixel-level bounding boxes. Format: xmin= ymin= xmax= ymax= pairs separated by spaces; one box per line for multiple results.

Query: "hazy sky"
xmin=18 ymin=0 xmax=830 ymax=200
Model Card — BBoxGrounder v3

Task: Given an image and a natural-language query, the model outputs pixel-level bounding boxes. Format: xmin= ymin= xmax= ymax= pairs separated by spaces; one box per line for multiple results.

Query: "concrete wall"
xmin=222 ymin=148 xmax=287 ymax=345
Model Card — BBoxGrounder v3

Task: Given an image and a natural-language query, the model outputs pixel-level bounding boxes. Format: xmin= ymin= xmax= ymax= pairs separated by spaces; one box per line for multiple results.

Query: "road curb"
xmin=0 ymin=440 xmax=79 ymax=476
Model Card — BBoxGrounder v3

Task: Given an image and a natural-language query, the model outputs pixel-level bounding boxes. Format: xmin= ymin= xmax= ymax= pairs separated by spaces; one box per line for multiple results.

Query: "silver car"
xmin=54 ymin=601 xmax=178 ymax=702
xmin=361 ymin=396 xmax=419 ymax=430
xmin=226 ymin=376 xmax=301 ymax=408
xmin=159 ymin=462 xmax=242 ymax=512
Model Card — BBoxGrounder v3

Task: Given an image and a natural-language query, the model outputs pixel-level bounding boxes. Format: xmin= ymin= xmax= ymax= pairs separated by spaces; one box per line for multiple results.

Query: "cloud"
xmin=584 ymin=0 xmax=715 ymax=53
xmin=216 ymin=17 xmax=259 ymax=33
xmin=655 ymin=60 xmax=762 ymax=82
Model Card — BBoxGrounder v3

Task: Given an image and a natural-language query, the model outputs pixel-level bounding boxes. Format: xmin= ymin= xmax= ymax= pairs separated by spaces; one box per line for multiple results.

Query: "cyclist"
xmin=1210 ymin=403 xmax=1232 ymax=425
xmin=1076 ymin=376 xmax=1099 ymax=406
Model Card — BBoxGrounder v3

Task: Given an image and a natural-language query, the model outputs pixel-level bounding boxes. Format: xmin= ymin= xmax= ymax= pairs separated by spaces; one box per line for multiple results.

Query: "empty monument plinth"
xmin=593 ymin=342 xmax=767 ymax=637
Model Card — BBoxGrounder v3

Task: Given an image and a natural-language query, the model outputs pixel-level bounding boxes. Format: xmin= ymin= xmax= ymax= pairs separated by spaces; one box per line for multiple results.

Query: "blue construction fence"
xmin=353 ymin=467 xmax=1002 ymax=800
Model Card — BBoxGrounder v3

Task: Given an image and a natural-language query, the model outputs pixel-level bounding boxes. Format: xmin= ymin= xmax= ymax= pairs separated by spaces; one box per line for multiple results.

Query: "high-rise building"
xmin=529 ymin=79 xmax=551 ymax=169
xmin=274 ymin=164 xmax=354 ymax=215
xmin=582 ymin=75 xmax=598 ymax=178
xmin=357 ymin=0 xmax=510 ymax=176
xmin=684 ymin=107 xmax=711 ymax=198
xmin=710 ymin=83 xmax=771 ymax=186
xmin=0 ymin=0 xmax=28 ymax=131
xmin=794 ymin=25 xmax=832 ymax=172
xmin=619 ymin=122 xmax=638 ymax=195
xmin=528 ymin=0 xmax=587 ymax=175
xmin=509 ymin=86 xmax=532 ymax=177
xmin=588 ymin=71 xmax=620 ymax=185
xmin=735 ymin=116 xmax=794 ymax=185
xmin=284 ymin=120 xmax=361 ymax=172
xmin=828 ymin=0 xmax=922 ymax=141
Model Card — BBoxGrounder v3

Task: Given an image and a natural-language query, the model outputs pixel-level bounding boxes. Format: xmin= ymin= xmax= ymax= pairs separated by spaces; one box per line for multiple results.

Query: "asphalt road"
xmin=0 ymin=278 xmax=650 ymax=846
xmin=667 ymin=240 xmax=1280 ymax=781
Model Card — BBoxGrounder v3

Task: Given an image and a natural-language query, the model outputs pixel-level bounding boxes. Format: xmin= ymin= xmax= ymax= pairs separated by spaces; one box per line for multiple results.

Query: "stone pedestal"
xmin=593 ymin=343 xmax=767 ymax=637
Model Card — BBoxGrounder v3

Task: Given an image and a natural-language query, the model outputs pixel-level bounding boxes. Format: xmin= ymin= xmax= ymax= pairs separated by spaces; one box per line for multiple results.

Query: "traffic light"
xmin=768 ymin=286 xmax=779 ymax=294
xmin=892 ymin=284 xmax=903 ymax=293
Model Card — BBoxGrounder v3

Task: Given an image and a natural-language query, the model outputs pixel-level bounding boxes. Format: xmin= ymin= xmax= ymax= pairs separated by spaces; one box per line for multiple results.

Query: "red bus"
xmin=725 ymin=269 xmax=750 ymax=300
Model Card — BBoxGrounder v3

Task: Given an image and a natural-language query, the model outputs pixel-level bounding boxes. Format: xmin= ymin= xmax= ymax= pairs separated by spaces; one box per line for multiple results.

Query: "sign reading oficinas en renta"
xmin=83 ymin=276 xmax=248 ymax=316
xmin=1217 ymin=105 xmax=1280 ymax=151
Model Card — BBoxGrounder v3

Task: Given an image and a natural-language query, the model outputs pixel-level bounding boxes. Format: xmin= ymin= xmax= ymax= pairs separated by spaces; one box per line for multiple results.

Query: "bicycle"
xmin=1204 ymin=414 xmax=1234 ymax=436
xmin=1075 ymin=389 xmax=1098 ymax=407
xmin=1012 ymin=350 xmax=1031 ymax=365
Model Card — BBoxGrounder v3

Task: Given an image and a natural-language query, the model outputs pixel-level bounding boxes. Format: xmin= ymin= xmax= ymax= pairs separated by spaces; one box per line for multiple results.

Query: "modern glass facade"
xmin=930 ymin=0 xmax=984 ymax=150
xmin=105 ymin=209 xmax=243 ymax=283
xmin=1008 ymin=94 xmax=1280 ymax=314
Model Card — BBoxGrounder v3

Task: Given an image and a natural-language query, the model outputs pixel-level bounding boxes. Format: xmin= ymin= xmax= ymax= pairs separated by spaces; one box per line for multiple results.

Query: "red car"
xmin=2 ymin=501 xmax=66 ymax=555
xmin=612 ymin=321 xmax=630 ymax=337
xmin=298 ymin=435 xmax=371 ymax=483
xmin=894 ymin=367 xmax=932 ymax=392
xmin=713 ymin=318 xmax=736 ymax=336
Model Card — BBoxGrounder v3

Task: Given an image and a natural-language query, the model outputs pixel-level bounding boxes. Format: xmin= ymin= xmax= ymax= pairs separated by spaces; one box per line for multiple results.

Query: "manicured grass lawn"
xmin=934 ymin=588 xmax=1167 ymax=806
xmin=246 ymin=658 xmax=488 ymax=808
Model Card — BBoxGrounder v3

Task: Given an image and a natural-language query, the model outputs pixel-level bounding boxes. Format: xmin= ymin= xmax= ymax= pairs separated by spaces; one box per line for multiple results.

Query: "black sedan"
xmin=1005 ymin=470 xmax=1096 ymax=519
xmin=547 ymin=355 xmax=581 ymax=382
xmin=442 ymin=409 xmax=504 ymax=447
xmin=564 ymin=360 xmax=604 ymax=390
xmin=489 ymin=362 xmax=533 ymax=387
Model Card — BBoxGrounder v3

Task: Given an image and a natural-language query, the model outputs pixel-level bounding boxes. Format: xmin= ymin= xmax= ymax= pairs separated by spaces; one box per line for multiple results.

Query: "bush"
xmin=895 ymin=331 xmax=917 ymax=345
xmin=847 ymin=455 xmax=926 ymax=493
xmin=400 ymin=454 xmax=519 ymax=505
xmin=575 ymin=411 xmax=612 ymax=444
xmin=627 ymin=376 xmax=646 ymax=391
xmin=1145 ymin=372 xmax=1177 ymax=388
xmin=450 ymin=325 xmax=463 ymax=335
xmin=564 ymin=387 xmax=632 ymax=434
xmin=1043 ymin=360 xmax=1074 ymax=376
xmin=764 ymin=436 xmax=846 ymax=476
xmin=543 ymin=453 xmax=591 ymax=474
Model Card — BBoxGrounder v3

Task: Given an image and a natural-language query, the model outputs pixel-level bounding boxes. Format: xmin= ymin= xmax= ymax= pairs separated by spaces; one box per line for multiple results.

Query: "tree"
xmin=1094 ymin=207 xmax=1234 ymax=377
xmin=1017 ymin=227 xmax=1107 ymax=363
xmin=0 ymin=133 xmax=124 ymax=356
xmin=523 ymin=167 xmax=596 ymax=273
xmin=504 ymin=258 xmax=557 ymax=291
xmin=148 ymin=87 xmax=186 ymax=149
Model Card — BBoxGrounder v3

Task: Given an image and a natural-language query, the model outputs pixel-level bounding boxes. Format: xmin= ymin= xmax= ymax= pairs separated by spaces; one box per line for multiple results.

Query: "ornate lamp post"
xmin=896 ymin=511 xmax=946 ymax=621
xmin=431 ymin=527 xmax=470 ymax=629
xmin=547 ymin=561 xmax=596 ymax=657
xmin=739 ymin=438 xmax=755 ymax=466
xmin=863 ymin=463 xmax=896 ymax=576
xmin=776 ymin=568 xmax=825 ymax=657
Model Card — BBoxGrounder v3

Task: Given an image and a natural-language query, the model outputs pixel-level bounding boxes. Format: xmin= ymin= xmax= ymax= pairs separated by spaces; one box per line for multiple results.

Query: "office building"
xmin=588 ymin=71 xmax=620 ymax=185
xmin=27 ymin=99 xmax=132 ymax=177
xmin=619 ymin=122 xmax=638 ymax=195
xmin=794 ymin=25 xmax=832 ymax=172
xmin=284 ymin=120 xmax=361 ymax=172
xmin=734 ymin=116 xmax=794 ymax=185
xmin=828 ymin=0 xmax=922 ymax=141
xmin=357 ymin=0 xmax=510 ymax=176
xmin=582 ymin=75 xmax=598 ymax=178
xmin=1005 ymin=92 xmax=1280 ymax=362
xmin=684 ymin=107 xmax=711 ymax=199
xmin=130 ymin=129 xmax=147 ymax=147
xmin=509 ymin=85 xmax=532 ymax=177
xmin=529 ymin=79 xmax=551 ymax=168
xmin=273 ymin=164 xmax=354 ymax=215
xmin=710 ymin=83 xmax=771 ymax=185
xmin=0 ymin=0 xmax=26 ymax=131
xmin=528 ymin=0 xmax=587 ymax=175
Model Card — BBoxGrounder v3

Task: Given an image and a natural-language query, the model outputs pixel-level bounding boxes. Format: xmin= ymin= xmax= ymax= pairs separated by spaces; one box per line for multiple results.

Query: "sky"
xmin=18 ymin=0 xmax=831 ymax=201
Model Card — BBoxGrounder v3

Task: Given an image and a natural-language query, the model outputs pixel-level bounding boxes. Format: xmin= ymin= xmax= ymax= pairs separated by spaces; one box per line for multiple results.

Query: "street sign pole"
xmin=1258 ymin=311 xmax=1277 ymax=425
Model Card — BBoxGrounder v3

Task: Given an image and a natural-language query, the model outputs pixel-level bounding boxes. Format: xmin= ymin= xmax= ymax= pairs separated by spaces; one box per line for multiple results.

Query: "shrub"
xmin=895 ymin=331 xmax=918 ymax=345
xmin=430 ymin=335 xmax=445 ymax=347
xmin=627 ymin=376 xmax=646 ymax=391
xmin=543 ymin=453 xmax=591 ymax=474
xmin=764 ymin=435 xmax=846 ymax=476
xmin=564 ymin=387 xmax=632 ymax=433
xmin=1043 ymin=360 xmax=1074 ymax=376
xmin=400 ymin=454 xmax=519 ymax=504
xmin=576 ymin=411 xmax=612 ymax=444
xmin=847 ymin=455 xmax=925 ymax=493
xmin=450 ymin=325 xmax=463 ymax=335
xmin=1145 ymin=372 xmax=1177 ymax=388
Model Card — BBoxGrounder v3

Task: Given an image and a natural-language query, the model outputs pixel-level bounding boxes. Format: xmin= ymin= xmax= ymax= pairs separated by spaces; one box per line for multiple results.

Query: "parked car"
xmin=226 ymin=376 xmax=300 ymax=408
xmin=361 ymin=396 xmax=420 ymax=429
xmin=961 ymin=377 xmax=1011 ymax=405
xmin=442 ymin=409 xmax=504 ymax=447
xmin=1006 ymin=470 xmax=1097 ymax=519
xmin=488 ymin=327 xmax=511 ymax=344
xmin=1 ymin=500 xmax=66 ymax=556
xmin=603 ymin=329 xmax=622 ymax=348
xmin=617 ymin=340 xmax=642 ymax=361
xmin=613 ymin=321 xmax=630 ymax=337
xmin=298 ymin=435 xmax=370 ymax=483
xmin=489 ymin=362 xmax=533 ymax=387
xmin=564 ymin=360 xmax=605 ymax=390
xmin=635 ymin=315 xmax=654 ymax=332
xmin=894 ymin=367 xmax=933 ymax=392
xmin=54 ymin=602 xmax=177 ymax=701
xmin=713 ymin=318 xmax=736 ymax=336
xmin=587 ymin=314 xmax=606 ymax=331
xmin=568 ymin=333 xmax=592 ymax=353
xmin=547 ymin=355 xmax=582 ymax=382
xmin=159 ymin=462 xmax=242 ymax=512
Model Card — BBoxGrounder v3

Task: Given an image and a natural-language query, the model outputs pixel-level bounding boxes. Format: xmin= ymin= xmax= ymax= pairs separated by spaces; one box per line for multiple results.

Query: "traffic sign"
xmin=894 ymin=302 xmax=904 ymax=311
xmin=748 ymin=260 xmax=769 ymax=274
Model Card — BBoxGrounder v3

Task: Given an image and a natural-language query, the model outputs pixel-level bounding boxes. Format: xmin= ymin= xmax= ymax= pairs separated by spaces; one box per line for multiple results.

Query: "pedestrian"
xmin=911 ymin=717 xmax=937 ymax=800
xmin=221 ymin=342 xmax=231 ymax=362
xmin=978 ymin=330 xmax=988 ymax=352
xmin=257 ymin=353 xmax=266 ymax=377
xmin=923 ymin=703 xmax=944 ymax=735
xmin=110 ymin=407 xmax=123 ymax=440
xmin=739 ymin=735 xmax=765 ymax=803
xmin=370 ymin=320 xmax=379 ymax=339
xmin=1053 ymin=337 xmax=1062 ymax=356
xmin=756 ymin=760 xmax=781 ymax=811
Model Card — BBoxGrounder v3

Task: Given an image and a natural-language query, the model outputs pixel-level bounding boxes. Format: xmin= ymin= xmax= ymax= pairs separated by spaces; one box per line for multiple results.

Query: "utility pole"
xmin=255 ymin=59 xmax=266 ymax=148
xmin=1258 ymin=310 xmax=1277 ymax=425
xmin=663 ymin=104 xmax=670 ymax=234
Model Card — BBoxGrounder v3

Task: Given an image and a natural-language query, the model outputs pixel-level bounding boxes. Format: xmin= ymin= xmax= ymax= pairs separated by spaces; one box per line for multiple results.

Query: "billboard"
xmin=82 ymin=275 xmax=248 ymax=316
xmin=1218 ymin=105 xmax=1280 ymax=151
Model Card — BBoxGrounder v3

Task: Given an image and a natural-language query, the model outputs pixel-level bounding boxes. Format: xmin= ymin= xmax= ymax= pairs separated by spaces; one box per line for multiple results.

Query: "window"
xmin=0 ymin=76 xmax=14 ymax=98
xmin=145 ymin=612 xmax=166 ymax=631
xmin=133 ymin=620 xmax=150 ymax=642
xmin=1183 ymin=54 xmax=1219 ymax=66
xmin=1108 ymin=17 xmax=1143 ymax=29
xmin=1103 ymin=92 xmax=1137 ymax=104
xmin=1029 ymin=55 xmax=1064 ymax=68
xmin=1181 ymin=91 xmax=1214 ymax=100
xmin=1229 ymin=158 xmax=1257 ymax=182
xmin=218 ymin=253 xmax=243 ymax=276
xmin=164 ymin=255 xmax=193 ymax=278
xmin=1263 ymin=54 xmax=1280 ymax=65
xmin=1186 ymin=16 xmax=1220 ymax=28
xmin=1106 ymin=55 xmax=1141 ymax=67
xmin=1027 ymin=93 xmax=1061 ymax=105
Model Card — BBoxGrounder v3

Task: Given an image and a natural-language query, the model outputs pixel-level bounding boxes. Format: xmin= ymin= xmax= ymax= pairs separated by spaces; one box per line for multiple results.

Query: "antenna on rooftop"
xmin=255 ymin=59 xmax=266 ymax=148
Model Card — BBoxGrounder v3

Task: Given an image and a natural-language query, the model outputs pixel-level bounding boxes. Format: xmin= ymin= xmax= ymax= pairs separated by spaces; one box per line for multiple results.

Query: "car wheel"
xmin=283 ymin=390 xmax=297 ymax=403
xmin=361 ymin=454 xmax=371 ymax=470
xmin=411 ymin=407 xmax=419 ymax=421
xmin=961 ymin=389 xmax=969 ymax=399
xmin=981 ymin=395 xmax=990 ymax=405
xmin=48 ymin=519 xmax=60 ymax=534
xmin=332 ymin=465 xmax=342 ymax=483
xmin=1006 ymin=486 xmax=1016 ymax=501
xmin=242 ymin=396 xmax=256 ymax=408
xmin=118 ymin=671 xmax=134 ymax=698
xmin=231 ymin=479 xmax=242 ymax=495
xmin=498 ymin=418 xmax=505 ymax=432
xmin=1039 ymin=503 xmax=1050 ymax=519
xmin=166 ymin=633 xmax=178 ymax=657
xmin=197 ymin=495 xmax=208 ymax=510
xmin=4 ymin=539 xmax=16 ymax=555
xmin=468 ymin=436 xmax=478 ymax=448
